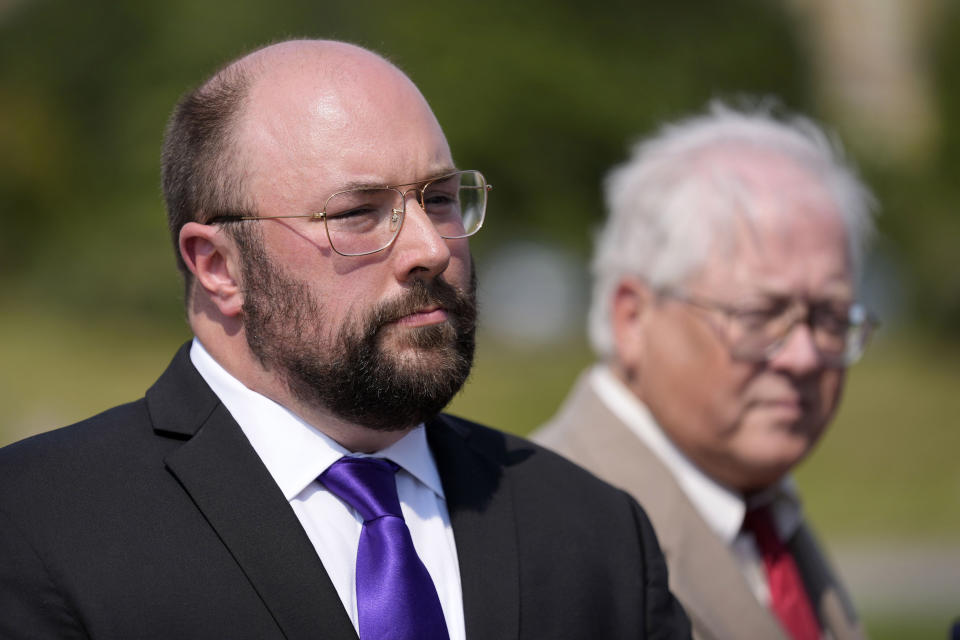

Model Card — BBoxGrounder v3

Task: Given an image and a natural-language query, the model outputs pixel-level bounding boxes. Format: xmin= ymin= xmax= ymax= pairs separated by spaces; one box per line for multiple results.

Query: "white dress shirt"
xmin=591 ymin=365 xmax=804 ymax=606
xmin=190 ymin=339 xmax=465 ymax=640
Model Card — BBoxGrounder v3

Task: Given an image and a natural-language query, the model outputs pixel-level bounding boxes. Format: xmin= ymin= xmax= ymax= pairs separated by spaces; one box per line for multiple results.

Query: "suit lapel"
xmin=790 ymin=525 xmax=865 ymax=640
xmin=539 ymin=374 xmax=786 ymax=640
xmin=148 ymin=345 xmax=357 ymax=640
xmin=427 ymin=416 xmax=520 ymax=640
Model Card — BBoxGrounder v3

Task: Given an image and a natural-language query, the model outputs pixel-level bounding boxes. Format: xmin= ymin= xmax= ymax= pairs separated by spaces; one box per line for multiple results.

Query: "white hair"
xmin=588 ymin=101 xmax=877 ymax=360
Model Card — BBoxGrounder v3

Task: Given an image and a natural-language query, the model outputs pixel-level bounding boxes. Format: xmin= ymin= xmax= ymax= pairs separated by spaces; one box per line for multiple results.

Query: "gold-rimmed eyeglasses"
xmin=659 ymin=289 xmax=879 ymax=367
xmin=208 ymin=169 xmax=491 ymax=256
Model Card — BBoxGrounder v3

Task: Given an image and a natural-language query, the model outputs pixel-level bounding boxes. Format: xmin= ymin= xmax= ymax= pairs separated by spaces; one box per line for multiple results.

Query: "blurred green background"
xmin=1 ymin=0 xmax=958 ymax=637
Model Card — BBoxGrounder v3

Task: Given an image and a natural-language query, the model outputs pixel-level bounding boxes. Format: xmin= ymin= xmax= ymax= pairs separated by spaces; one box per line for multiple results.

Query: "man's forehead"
xmin=692 ymin=212 xmax=854 ymax=301
xmin=684 ymin=153 xmax=853 ymax=299
xmin=239 ymin=41 xmax=422 ymax=133
xmin=689 ymin=145 xmax=844 ymax=238
xmin=230 ymin=40 xmax=452 ymax=204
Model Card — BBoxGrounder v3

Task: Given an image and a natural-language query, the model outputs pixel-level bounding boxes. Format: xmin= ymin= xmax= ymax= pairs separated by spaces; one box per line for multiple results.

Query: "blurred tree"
xmin=786 ymin=0 xmax=943 ymax=169
xmin=784 ymin=0 xmax=958 ymax=333
xmin=1 ymin=0 xmax=955 ymax=333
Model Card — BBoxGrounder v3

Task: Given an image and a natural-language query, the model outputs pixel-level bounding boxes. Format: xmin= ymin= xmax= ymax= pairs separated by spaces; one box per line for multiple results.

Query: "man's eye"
xmin=328 ymin=206 xmax=379 ymax=220
xmin=739 ymin=299 xmax=787 ymax=316
xmin=737 ymin=309 xmax=779 ymax=330
xmin=812 ymin=307 xmax=851 ymax=333
xmin=423 ymin=192 xmax=458 ymax=209
xmin=325 ymin=207 xmax=384 ymax=234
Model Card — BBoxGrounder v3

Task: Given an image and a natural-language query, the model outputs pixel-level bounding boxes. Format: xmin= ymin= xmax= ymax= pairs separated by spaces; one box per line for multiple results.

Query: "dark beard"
xmin=241 ymin=248 xmax=476 ymax=433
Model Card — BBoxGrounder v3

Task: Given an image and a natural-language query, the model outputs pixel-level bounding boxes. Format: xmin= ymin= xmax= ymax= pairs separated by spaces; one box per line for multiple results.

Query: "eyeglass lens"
xmin=728 ymin=302 xmax=871 ymax=366
xmin=323 ymin=170 xmax=486 ymax=255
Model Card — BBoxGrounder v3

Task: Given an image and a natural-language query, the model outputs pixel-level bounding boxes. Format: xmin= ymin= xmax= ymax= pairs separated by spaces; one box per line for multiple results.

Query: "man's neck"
xmin=191 ymin=334 xmax=413 ymax=453
xmin=285 ymin=403 xmax=414 ymax=454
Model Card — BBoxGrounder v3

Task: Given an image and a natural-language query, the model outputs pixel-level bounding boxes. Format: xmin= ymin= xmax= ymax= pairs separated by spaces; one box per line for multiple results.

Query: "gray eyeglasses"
xmin=209 ymin=169 xmax=491 ymax=256
xmin=659 ymin=289 xmax=878 ymax=367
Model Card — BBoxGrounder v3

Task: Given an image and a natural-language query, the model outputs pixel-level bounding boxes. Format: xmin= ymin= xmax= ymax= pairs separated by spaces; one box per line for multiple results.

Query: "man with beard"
xmin=534 ymin=104 xmax=875 ymax=639
xmin=0 ymin=40 xmax=690 ymax=639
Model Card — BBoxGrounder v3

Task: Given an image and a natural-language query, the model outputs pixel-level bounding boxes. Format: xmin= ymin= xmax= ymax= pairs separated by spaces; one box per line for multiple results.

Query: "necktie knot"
xmin=320 ymin=456 xmax=402 ymax=522
xmin=743 ymin=505 xmax=783 ymax=555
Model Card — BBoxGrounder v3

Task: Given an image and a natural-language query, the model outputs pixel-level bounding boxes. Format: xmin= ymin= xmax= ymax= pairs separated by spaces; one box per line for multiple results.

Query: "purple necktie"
xmin=319 ymin=457 xmax=450 ymax=640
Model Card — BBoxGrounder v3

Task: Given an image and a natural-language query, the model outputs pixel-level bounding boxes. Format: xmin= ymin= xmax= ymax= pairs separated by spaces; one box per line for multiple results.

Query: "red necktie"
xmin=742 ymin=505 xmax=821 ymax=640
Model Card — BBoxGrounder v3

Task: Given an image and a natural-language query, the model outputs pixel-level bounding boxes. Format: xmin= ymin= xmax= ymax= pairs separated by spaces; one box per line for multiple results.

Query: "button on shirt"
xmin=190 ymin=339 xmax=465 ymax=640
xmin=591 ymin=365 xmax=804 ymax=607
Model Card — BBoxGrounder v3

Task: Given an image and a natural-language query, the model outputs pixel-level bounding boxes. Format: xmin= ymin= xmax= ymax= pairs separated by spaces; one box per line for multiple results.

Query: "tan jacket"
xmin=533 ymin=371 xmax=865 ymax=640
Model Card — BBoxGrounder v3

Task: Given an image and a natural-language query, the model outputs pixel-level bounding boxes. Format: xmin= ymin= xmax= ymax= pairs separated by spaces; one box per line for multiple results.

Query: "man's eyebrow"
xmin=745 ymin=288 xmax=854 ymax=307
xmin=731 ymin=289 xmax=852 ymax=310
xmin=336 ymin=169 xmax=461 ymax=192
xmin=335 ymin=180 xmax=390 ymax=192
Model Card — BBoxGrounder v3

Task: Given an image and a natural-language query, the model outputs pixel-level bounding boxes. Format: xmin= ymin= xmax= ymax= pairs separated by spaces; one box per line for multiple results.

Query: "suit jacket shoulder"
xmin=533 ymin=371 xmax=864 ymax=640
xmin=427 ymin=413 xmax=691 ymax=639
xmin=0 ymin=344 xmax=352 ymax=640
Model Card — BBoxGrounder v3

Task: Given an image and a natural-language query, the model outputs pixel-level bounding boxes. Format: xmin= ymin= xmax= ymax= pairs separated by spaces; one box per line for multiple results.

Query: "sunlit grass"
xmin=0 ymin=303 xmax=191 ymax=444
xmin=865 ymin=614 xmax=957 ymax=640
xmin=796 ymin=332 xmax=960 ymax=541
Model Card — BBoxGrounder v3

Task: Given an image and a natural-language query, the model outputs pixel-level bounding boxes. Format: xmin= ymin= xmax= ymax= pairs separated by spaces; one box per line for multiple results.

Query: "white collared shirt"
xmin=190 ymin=339 xmax=465 ymax=640
xmin=590 ymin=365 xmax=804 ymax=606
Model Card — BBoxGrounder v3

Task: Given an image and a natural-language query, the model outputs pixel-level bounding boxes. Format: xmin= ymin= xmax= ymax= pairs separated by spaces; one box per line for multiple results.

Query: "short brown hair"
xmin=160 ymin=63 xmax=256 ymax=300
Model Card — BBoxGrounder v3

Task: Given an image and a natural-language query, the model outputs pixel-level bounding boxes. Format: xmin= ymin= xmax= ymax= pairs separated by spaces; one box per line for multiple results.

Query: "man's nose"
xmin=390 ymin=193 xmax=452 ymax=281
xmin=768 ymin=321 xmax=823 ymax=375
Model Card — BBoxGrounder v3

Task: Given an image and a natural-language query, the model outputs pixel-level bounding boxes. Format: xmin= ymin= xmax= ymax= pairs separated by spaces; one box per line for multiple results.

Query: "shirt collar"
xmin=590 ymin=365 xmax=801 ymax=543
xmin=189 ymin=338 xmax=445 ymax=502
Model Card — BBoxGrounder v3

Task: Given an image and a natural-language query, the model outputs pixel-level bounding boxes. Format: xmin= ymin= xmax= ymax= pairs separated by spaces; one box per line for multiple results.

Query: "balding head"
xmin=161 ymin=39 xmax=449 ymax=299
xmin=234 ymin=40 xmax=450 ymax=222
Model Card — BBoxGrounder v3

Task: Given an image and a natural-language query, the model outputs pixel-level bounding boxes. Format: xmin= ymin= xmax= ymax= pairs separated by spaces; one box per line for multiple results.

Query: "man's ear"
xmin=611 ymin=277 xmax=654 ymax=374
xmin=179 ymin=222 xmax=244 ymax=317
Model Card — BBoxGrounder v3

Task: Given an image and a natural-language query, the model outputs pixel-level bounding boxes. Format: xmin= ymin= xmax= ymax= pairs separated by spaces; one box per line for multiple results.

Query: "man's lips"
xmin=753 ymin=395 xmax=811 ymax=420
xmin=390 ymin=306 xmax=448 ymax=327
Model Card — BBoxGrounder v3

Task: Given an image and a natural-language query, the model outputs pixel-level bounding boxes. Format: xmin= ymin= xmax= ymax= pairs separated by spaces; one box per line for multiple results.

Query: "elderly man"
xmin=535 ymin=105 xmax=875 ymax=640
xmin=0 ymin=41 xmax=690 ymax=639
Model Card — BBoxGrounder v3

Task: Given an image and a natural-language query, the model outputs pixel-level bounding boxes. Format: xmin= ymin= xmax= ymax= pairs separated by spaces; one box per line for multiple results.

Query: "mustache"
xmin=370 ymin=277 xmax=476 ymax=328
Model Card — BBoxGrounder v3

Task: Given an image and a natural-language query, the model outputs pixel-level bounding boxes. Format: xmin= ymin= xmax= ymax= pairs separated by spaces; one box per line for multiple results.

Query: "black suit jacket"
xmin=0 ymin=344 xmax=690 ymax=639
